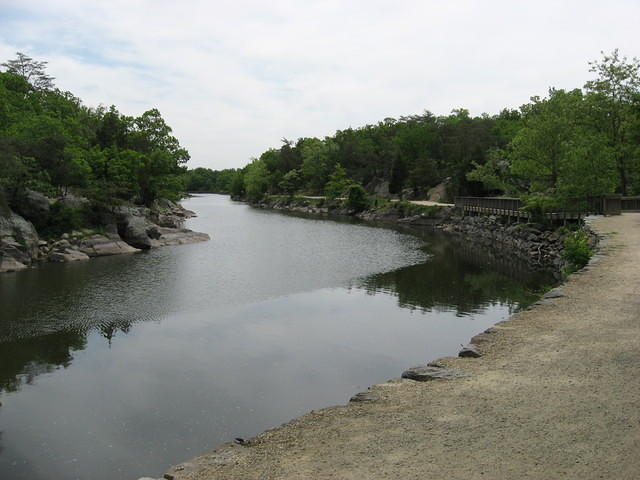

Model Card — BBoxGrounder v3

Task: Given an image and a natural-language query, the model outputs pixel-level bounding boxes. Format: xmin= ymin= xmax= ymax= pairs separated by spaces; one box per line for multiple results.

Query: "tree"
xmin=584 ymin=50 xmax=640 ymax=194
xmin=345 ymin=183 xmax=369 ymax=212
xmin=243 ymin=159 xmax=270 ymax=202
xmin=1 ymin=52 xmax=55 ymax=90
xmin=467 ymin=148 xmax=515 ymax=193
xmin=300 ymin=138 xmax=337 ymax=193
xmin=278 ymin=169 xmax=301 ymax=196
xmin=509 ymin=88 xmax=616 ymax=205
xmin=324 ymin=163 xmax=351 ymax=199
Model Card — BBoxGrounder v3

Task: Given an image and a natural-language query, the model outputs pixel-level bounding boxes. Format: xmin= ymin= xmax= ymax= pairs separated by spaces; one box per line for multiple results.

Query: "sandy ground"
xmin=163 ymin=213 xmax=640 ymax=480
xmin=408 ymin=200 xmax=455 ymax=207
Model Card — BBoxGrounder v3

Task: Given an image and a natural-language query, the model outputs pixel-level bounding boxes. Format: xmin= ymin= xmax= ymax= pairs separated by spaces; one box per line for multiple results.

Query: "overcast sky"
xmin=1 ymin=0 xmax=639 ymax=170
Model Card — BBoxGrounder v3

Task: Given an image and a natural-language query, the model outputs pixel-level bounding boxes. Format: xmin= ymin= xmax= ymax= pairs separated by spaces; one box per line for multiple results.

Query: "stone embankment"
xmin=154 ymin=212 xmax=639 ymax=480
xmin=0 ymin=193 xmax=209 ymax=273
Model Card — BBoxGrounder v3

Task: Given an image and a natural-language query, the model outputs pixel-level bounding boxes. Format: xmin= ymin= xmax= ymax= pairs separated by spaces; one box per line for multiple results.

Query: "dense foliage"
xmin=191 ymin=50 xmax=640 ymax=210
xmin=0 ymin=52 xmax=189 ymax=218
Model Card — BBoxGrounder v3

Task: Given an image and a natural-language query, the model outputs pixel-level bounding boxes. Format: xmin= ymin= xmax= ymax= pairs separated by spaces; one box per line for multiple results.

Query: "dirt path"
xmin=163 ymin=213 xmax=640 ymax=480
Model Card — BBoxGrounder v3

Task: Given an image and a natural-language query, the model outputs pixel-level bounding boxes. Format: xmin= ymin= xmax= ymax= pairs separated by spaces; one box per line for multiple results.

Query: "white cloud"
xmin=1 ymin=0 xmax=639 ymax=169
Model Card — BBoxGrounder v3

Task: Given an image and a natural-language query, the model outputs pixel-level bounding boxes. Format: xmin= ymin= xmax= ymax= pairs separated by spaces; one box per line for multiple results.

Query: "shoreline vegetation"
xmin=186 ymin=51 xmax=640 ymax=224
xmin=0 ymin=53 xmax=209 ymax=273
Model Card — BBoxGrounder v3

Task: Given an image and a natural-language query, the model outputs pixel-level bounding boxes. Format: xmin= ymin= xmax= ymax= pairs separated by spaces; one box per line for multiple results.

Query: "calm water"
xmin=0 ymin=195 xmax=551 ymax=480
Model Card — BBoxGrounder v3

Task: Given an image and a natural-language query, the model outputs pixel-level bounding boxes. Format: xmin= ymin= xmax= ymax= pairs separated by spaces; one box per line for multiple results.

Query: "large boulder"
xmin=0 ymin=211 xmax=40 ymax=272
xmin=13 ymin=189 xmax=51 ymax=227
xmin=48 ymin=248 xmax=90 ymax=263
xmin=117 ymin=214 xmax=152 ymax=249
xmin=78 ymin=234 xmax=140 ymax=257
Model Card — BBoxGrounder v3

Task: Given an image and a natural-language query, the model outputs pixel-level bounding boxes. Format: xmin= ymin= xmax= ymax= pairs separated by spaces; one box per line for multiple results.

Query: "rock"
xmin=458 ymin=344 xmax=482 ymax=358
xmin=59 ymin=192 xmax=89 ymax=210
xmin=401 ymin=365 xmax=471 ymax=381
xmin=0 ymin=210 xmax=40 ymax=268
xmin=0 ymin=255 xmax=28 ymax=273
xmin=118 ymin=214 xmax=152 ymax=249
xmin=13 ymin=189 xmax=51 ymax=226
xmin=48 ymin=248 xmax=90 ymax=262
xmin=543 ymin=288 xmax=565 ymax=299
xmin=156 ymin=213 xmax=184 ymax=228
xmin=364 ymin=178 xmax=390 ymax=197
xmin=469 ymin=332 xmax=492 ymax=345
xmin=427 ymin=180 xmax=450 ymax=203
xmin=78 ymin=234 xmax=140 ymax=257
xmin=350 ymin=391 xmax=379 ymax=403
xmin=54 ymin=239 xmax=71 ymax=249
xmin=150 ymin=228 xmax=210 ymax=247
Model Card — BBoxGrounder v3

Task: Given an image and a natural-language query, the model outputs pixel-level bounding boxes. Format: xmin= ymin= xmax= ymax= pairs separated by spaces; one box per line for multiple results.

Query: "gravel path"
xmin=163 ymin=213 xmax=640 ymax=480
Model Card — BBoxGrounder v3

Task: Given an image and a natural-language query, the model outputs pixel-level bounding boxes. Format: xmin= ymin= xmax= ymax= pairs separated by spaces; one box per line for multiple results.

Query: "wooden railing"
xmin=455 ymin=194 xmax=638 ymax=221
xmin=621 ymin=196 xmax=640 ymax=211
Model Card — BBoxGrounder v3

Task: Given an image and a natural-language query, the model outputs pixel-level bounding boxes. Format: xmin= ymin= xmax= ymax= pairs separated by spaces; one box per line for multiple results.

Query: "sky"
xmin=1 ymin=0 xmax=639 ymax=170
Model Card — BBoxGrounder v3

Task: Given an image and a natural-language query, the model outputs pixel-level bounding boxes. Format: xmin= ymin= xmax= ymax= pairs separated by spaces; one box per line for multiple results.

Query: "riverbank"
xmin=0 ymin=196 xmax=209 ymax=274
xmin=159 ymin=213 xmax=639 ymax=480
xmin=251 ymin=195 xmax=596 ymax=277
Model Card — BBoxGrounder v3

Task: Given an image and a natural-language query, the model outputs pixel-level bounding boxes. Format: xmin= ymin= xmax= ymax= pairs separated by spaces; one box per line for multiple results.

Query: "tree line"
xmin=0 ymin=52 xmax=189 ymax=221
xmin=190 ymin=50 xmax=640 ymax=211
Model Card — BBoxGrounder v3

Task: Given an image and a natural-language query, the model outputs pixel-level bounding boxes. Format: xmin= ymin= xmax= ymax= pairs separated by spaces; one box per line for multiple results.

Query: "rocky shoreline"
xmin=0 ymin=194 xmax=209 ymax=274
xmin=253 ymin=196 xmax=598 ymax=279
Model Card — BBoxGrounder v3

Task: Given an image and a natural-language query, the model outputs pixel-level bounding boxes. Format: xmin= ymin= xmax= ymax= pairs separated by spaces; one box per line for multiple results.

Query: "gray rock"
xmin=118 ymin=214 xmax=152 ymax=249
xmin=458 ymin=344 xmax=482 ymax=358
xmin=0 ymin=210 xmax=40 ymax=269
xmin=78 ymin=234 xmax=140 ymax=257
xmin=59 ymin=193 xmax=89 ymax=210
xmin=156 ymin=213 xmax=184 ymax=228
xmin=0 ymin=255 xmax=28 ymax=273
xmin=48 ymin=248 xmax=90 ymax=262
xmin=350 ymin=391 xmax=379 ymax=403
xmin=150 ymin=228 xmax=210 ymax=247
xmin=543 ymin=288 xmax=565 ymax=299
xmin=401 ymin=365 xmax=471 ymax=381
xmin=53 ymin=239 xmax=71 ymax=249
xmin=13 ymin=189 xmax=51 ymax=226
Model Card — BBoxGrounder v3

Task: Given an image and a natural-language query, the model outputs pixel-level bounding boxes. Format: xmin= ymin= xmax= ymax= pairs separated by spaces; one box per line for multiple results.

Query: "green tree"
xmin=509 ymin=88 xmax=616 ymax=205
xmin=278 ymin=169 xmax=302 ymax=196
xmin=345 ymin=183 xmax=369 ymax=212
xmin=584 ymin=49 xmax=640 ymax=194
xmin=324 ymin=163 xmax=351 ymax=199
xmin=244 ymin=159 xmax=270 ymax=202
xmin=300 ymin=138 xmax=337 ymax=193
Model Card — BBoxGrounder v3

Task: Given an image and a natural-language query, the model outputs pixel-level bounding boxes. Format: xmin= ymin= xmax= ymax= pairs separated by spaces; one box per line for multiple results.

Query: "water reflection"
xmin=0 ymin=330 xmax=87 ymax=393
xmin=356 ymin=231 xmax=550 ymax=315
xmin=0 ymin=195 xmax=554 ymax=480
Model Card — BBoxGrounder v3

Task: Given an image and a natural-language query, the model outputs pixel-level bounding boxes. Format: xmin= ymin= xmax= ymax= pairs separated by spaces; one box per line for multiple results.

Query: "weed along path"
xmin=163 ymin=213 xmax=640 ymax=480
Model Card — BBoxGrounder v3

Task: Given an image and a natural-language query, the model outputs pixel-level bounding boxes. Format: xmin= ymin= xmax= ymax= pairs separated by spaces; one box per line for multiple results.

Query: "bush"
xmin=41 ymin=202 xmax=86 ymax=238
xmin=563 ymin=230 xmax=592 ymax=271
xmin=521 ymin=196 xmax=559 ymax=224
xmin=345 ymin=184 xmax=369 ymax=212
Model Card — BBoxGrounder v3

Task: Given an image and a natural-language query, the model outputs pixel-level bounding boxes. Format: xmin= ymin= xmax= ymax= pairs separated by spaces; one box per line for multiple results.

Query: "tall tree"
xmin=1 ymin=52 xmax=55 ymax=90
xmin=584 ymin=49 xmax=640 ymax=194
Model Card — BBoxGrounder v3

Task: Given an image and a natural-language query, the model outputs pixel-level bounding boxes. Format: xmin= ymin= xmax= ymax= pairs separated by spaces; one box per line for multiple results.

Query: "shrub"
xmin=41 ymin=202 xmax=85 ymax=238
xmin=563 ymin=230 xmax=592 ymax=271
xmin=521 ymin=196 xmax=559 ymax=224
xmin=345 ymin=184 xmax=369 ymax=212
